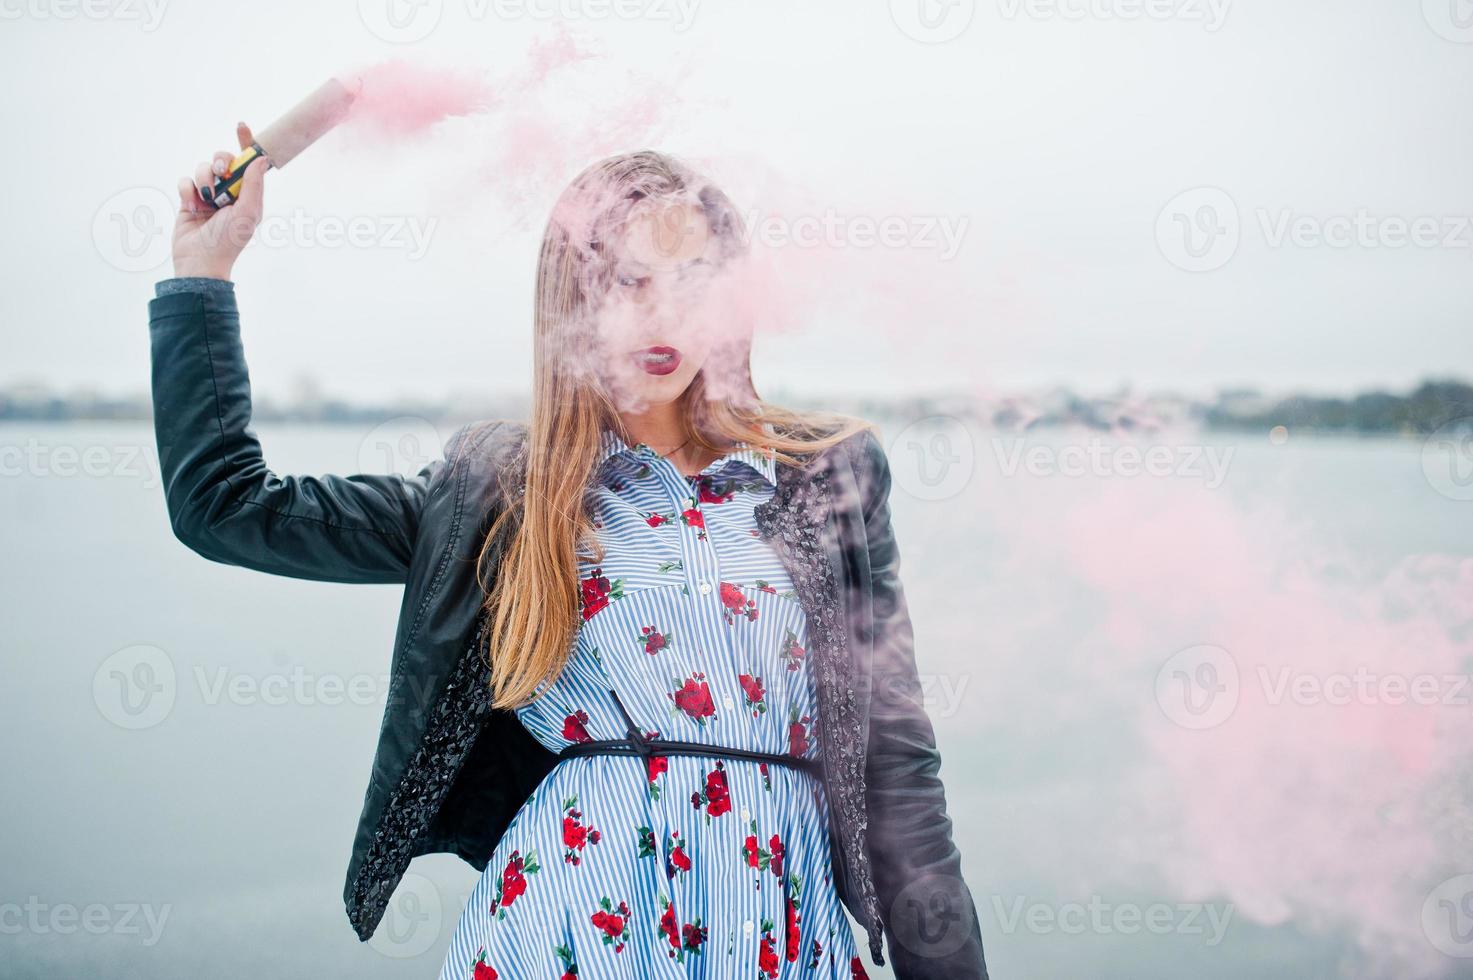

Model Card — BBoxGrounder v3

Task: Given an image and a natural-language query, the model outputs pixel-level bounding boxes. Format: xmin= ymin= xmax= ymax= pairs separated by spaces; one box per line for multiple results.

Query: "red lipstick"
xmin=632 ymin=346 xmax=682 ymax=377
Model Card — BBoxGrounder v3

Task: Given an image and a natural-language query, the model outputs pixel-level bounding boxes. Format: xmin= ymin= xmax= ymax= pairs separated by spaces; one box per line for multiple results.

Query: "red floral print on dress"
xmin=647 ymin=745 xmax=671 ymax=804
xmin=658 ymin=894 xmax=706 ymax=963
xmin=621 ymin=729 xmax=667 ymax=799
xmin=719 ymin=581 xmax=759 ymax=625
xmin=580 ymin=567 xmax=625 ymax=620
xmin=690 ymin=759 xmax=731 ymax=823
xmin=561 ymin=795 xmax=602 ymax=865
xmin=779 ymin=629 xmax=805 ymax=671
xmin=785 ymin=887 xmax=802 ymax=963
xmin=590 ymin=896 xmax=632 ymax=952
xmin=639 ymin=625 xmax=671 ymax=654
xmin=754 ymin=577 xmax=801 ymax=601
xmin=683 ymin=920 xmax=708 ymax=956
xmin=742 ymin=819 xmax=786 ymax=882
xmin=666 ymin=829 xmax=692 ymax=878
xmin=787 ymin=704 xmax=813 ymax=756
xmin=756 ymin=578 xmax=799 ymax=600
xmin=806 ymin=935 xmax=825 ymax=970
xmin=562 ymin=709 xmax=593 ymax=743
xmin=470 ymin=947 xmax=498 ymax=980
xmin=850 ymin=954 xmax=870 ymax=978
xmin=488 ymin=848 xmax=540 ymax=919
xmin=738 ymin=673 xmax=768 ymax=716
xmin=694 ymin=474 xmax=736 ymax=505
xmin=758 ymin=917 xmax=781 ymax=978
xmin=669 ymin=672 xmax=715 ymax=724
xmin=648 ymin=751 xmax=669 ymax=784
xmin=644 ymin=510 xmax=673 ymax=527
xmin=658 ymin=899 xmax=677 ymax=951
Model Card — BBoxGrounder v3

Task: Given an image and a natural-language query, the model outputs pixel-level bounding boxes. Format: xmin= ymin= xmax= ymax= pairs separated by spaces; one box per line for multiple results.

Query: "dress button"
xmin=740 ymin=805 xmax=751 ymax=821
xmin=743 ymin=919 xmax=754 ymax=936
xmin=698 ymin=581 xmax=712 ymax=596
xmin=723 ymin=695 xmax=735 ymax=710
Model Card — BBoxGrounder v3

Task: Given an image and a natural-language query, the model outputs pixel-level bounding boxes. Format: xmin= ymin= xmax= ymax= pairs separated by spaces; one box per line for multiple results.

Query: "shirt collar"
xmin=598 ymin=425 xmax=777 ymax=486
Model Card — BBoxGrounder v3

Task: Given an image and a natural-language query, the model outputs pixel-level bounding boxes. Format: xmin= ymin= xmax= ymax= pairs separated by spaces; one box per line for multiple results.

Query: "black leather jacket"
xmin=147 ymin=280 xmax=989 ymax=979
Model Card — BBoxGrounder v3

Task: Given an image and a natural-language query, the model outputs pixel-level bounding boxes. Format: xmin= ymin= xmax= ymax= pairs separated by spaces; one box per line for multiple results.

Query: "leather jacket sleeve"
xmin=856 ymin=430 xmax=991 ymax=979
xmin=148 ymin=283 xmax=453 ymax=584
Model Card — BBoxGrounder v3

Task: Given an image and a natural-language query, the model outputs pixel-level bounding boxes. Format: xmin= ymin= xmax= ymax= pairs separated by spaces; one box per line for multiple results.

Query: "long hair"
xmin=476 ymin=150 xmax=873 ymax=710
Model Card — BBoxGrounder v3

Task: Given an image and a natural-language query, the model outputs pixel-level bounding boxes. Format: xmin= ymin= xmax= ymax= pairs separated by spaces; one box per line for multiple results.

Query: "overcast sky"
xmin=5 ymin=0 xmax=1472 ymax=405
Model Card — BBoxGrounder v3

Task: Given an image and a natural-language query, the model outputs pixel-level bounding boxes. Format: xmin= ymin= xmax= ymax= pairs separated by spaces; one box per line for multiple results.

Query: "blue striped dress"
xmin=438 ymin=427 xmax=867 ymax=980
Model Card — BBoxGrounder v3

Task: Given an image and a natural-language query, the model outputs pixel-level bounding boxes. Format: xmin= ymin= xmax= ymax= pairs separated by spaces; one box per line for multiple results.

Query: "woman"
xmin=153 ymin=129 xmax=989 ymax=979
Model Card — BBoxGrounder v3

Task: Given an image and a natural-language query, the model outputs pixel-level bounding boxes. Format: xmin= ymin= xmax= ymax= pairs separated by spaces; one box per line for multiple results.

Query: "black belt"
xmin=555 ymin=687 xmax=823 ymax=779
xmin=555 ymin=687 xmax=821 ymax=913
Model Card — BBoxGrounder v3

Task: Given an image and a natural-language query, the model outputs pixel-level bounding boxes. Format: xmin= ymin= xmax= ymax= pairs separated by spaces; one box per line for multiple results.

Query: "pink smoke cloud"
xmin=973 ymin=456 xmax=1473 ymax=977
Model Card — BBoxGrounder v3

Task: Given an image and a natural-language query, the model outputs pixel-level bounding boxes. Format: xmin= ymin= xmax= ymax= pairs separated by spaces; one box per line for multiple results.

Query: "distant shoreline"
xmin=2 ymin=378 xmax=1469 ymax=436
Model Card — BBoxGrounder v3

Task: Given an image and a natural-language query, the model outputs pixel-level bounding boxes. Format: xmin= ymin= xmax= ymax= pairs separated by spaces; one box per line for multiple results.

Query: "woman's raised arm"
xmin=148 ymin=127 xmax=454 ymax=585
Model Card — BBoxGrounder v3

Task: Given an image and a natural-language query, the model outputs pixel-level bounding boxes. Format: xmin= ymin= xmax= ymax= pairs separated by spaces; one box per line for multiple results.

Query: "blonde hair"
xmin=476 ymin=150 xmax=873 ymax=709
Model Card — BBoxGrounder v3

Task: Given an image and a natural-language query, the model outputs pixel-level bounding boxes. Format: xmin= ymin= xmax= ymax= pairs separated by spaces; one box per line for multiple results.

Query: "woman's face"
xmin=589 ymin=199 xmax=725 ymax=412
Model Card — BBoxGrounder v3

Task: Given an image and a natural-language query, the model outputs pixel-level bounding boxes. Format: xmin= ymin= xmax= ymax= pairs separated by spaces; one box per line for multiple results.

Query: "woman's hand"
xmin=171 ymin=121 xmax=270 ymax=281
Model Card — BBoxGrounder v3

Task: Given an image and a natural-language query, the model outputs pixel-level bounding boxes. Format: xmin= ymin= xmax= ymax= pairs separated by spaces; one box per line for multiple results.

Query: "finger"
xmin=192 ymin=160 xmax=216 ymax=204
xmin=237 ymin=121 xmax=256 ymax=151
xmin=233 ymin=155 xmax=270 ymax=217
xmin=211 ymin=150 xmax=235 ymax=179
xmin=177 ymin=176 xmax=208 ymax=214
